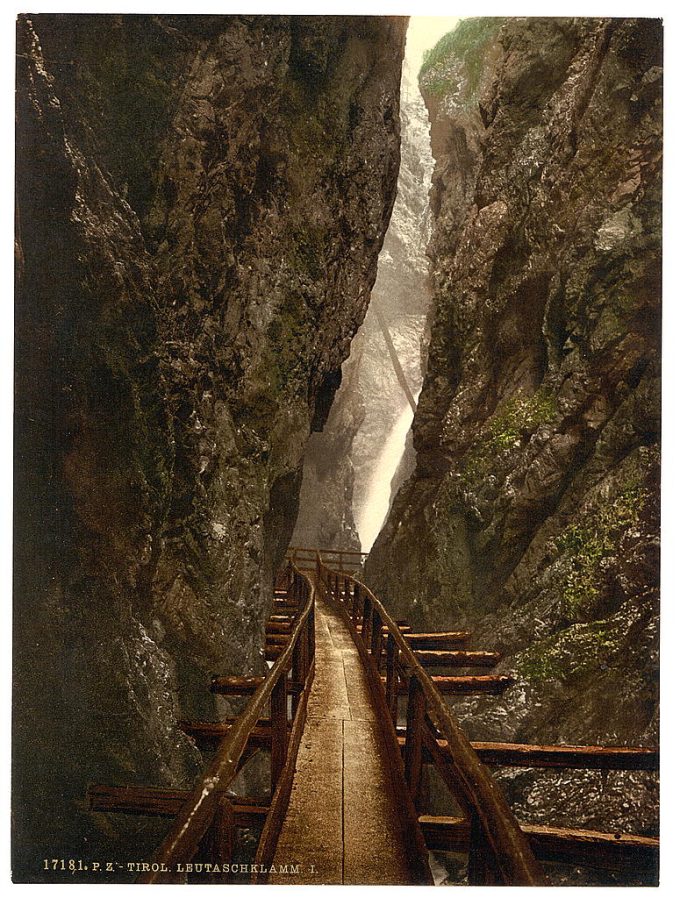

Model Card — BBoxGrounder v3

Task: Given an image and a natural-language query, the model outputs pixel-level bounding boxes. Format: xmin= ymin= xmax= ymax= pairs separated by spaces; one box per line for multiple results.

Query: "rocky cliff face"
xmin=14 ymin=13 xmax=406 ymax=880
xmin=366 ymin=17 xmax=661 ymax=863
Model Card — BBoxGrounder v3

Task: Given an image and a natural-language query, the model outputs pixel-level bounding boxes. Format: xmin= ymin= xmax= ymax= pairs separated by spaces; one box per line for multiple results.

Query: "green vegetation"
xmin=419 ymin=18 xmax=504 ymax=102
xmin=489 ymin=388 xmax=558 ymax=450
xmin=234 ymin=347 xmax=284 ymax=436
xmin=283 ymin=51 xmax=358 ymax=172
xmin=289 ymin=220 xmax=327 ymax=281
xmin=460 ymin=387 xmax=558 ymax=486
xmin=516 ymin=640 xmax=564 ymax=682
xmin=517 ymin=620 xmax=622 ymax=683
xmin=556 ymin=482 xmax=646 ymax=620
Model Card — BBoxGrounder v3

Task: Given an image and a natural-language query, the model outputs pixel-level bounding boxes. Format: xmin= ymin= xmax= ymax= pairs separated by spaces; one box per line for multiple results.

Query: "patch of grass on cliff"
xmin=516 ymin=641 xmax=563 ymax=682
xmin=517 ymin=621 xmax=622 ymax=683
xmin=232 ymin=343 xmax=286 ymax=438
xmin=267 ymin=308 xmax=309 ymax=389
xmin=419 ymin=18 xmax=503 ymax=101
xmin=264 ymin=270 xmax=322 ymax=404
xmin=460 ymin=386 xmax=558 ymax=486
xmin=490 ymin=388 xmax=558 ymax=450
xmin=556 ymin=482 xmax=646 ymax=620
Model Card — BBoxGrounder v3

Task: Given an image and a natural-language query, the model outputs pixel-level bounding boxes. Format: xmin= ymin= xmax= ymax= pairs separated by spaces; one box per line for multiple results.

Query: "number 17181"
xmin=43 ymin=859 xmax=87 ymax=871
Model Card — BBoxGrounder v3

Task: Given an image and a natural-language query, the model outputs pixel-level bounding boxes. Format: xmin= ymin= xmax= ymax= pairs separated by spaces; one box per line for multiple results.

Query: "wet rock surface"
xmin=14 ymin=13 xmax=406 ymax=880
xmin=366 ymin=17 xmax=661 ymax=879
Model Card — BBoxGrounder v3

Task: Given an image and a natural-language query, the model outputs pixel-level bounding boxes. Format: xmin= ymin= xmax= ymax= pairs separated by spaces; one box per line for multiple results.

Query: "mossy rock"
xmin=555 ymin=479 xmax=648 ymax=621
xmin=419 ymin=18 xmax=504 ymax=103
xmin=517 ymin=618 xmax=627 ymax=684
xmin=458 ymin=386 xmax=558 ymax=487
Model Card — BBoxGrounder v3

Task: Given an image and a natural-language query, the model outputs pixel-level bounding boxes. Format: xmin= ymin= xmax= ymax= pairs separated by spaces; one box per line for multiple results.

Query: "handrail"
xmin=317 ymin=557 xmax=548 ymax=886
xmin=138 ymin=564 xmax=315 ymax=883
xmin=288 ymin=545 xmax=367 ymax=575
xmin=287 ymin=545 xmax=368 ymax=558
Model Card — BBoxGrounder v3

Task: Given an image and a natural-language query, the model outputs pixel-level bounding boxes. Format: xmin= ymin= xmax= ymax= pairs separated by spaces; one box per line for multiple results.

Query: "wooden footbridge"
xmin=88 ymin=549 xmax=659 ymax=885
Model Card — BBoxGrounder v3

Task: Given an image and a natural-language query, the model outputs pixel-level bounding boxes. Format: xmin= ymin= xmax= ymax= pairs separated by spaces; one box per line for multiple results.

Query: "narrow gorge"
xmin=14 ymin=14 xmax=661 ymax=886
xmin=291 ymin=37 xmax=436 ymax=554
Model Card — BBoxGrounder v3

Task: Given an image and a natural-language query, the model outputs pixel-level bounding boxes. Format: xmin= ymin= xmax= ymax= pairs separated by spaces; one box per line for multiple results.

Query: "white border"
xmin=3 ymin=3 xmax=677 ymax=895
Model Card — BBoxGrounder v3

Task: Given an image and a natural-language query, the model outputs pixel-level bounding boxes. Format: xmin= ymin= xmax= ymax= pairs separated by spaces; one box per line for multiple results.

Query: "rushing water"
xmin=355 ymin=402 xmax=414 ymax=551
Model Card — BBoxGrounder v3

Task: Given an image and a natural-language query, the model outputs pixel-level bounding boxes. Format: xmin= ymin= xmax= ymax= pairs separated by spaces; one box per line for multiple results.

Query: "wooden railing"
xmin=87 ymin=553 xmax=657 ymax=884
xmin=317 ymin=556 xmax=548 ymax=886
xmin=133 ymin=563 xmax=316 ymax=883
xmin=287 ymin=545 xmax=367 ymax=573
xmin=318 ymin=559 xmax=659 ymax=885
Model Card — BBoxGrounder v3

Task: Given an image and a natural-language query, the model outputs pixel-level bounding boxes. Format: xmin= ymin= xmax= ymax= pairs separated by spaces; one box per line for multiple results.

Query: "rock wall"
xmin=14 ymin=13 xmax=406 ymax=880
xmin=366 ymin=17 xmax=661 ymax=862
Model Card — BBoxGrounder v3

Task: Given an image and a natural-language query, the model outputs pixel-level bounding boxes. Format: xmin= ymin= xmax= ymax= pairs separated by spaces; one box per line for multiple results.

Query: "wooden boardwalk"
xmin=270 ymin=594 xmax=415 ymax=884
xmin=88 ymin=558 xmax=658 ymax=886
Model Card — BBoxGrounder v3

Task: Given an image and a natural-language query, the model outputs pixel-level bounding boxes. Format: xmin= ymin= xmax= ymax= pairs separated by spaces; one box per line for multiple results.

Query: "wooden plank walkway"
xmin=269 ymin=594 xmax=415 ymax=884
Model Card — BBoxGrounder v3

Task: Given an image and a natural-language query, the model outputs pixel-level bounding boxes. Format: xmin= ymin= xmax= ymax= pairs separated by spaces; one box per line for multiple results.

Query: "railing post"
xmin=361 ymin=594 xmax=372 ymax=646
xmin=370 ymin=608 xmax=382 ymax=663
xmin=352 ymin=583 xmax=361 ymax=622
xmin=212 ymin=794 xmax=236 ymax=866
xmin=292 ymin=635 xmax=304 ymax=716
xmin=385 ymin=634 xmax=398 ymax=726
xmin=404 ymin=676 xmax=426 ymax=807
xmin=344 ymin=577 xmax=351 ymax=607
xmin=468 ymin=811 xmax=497 ymax=884
xmin=308 ymin=597 xmax=315 ymax=665
xmin=194 ymin=793 xmax=235 ymax=882
xmin=270 ymin=672 xmax=288 ymax=792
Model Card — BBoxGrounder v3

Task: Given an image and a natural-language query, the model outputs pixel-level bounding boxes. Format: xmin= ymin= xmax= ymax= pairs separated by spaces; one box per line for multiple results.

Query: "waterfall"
xmin=291 ymin=16 xmax=460 ymax=554
xmin=351 ymin=20 xmax=463 ymax=553
xmin=355 ymin=402 xmax=414 ymax=552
